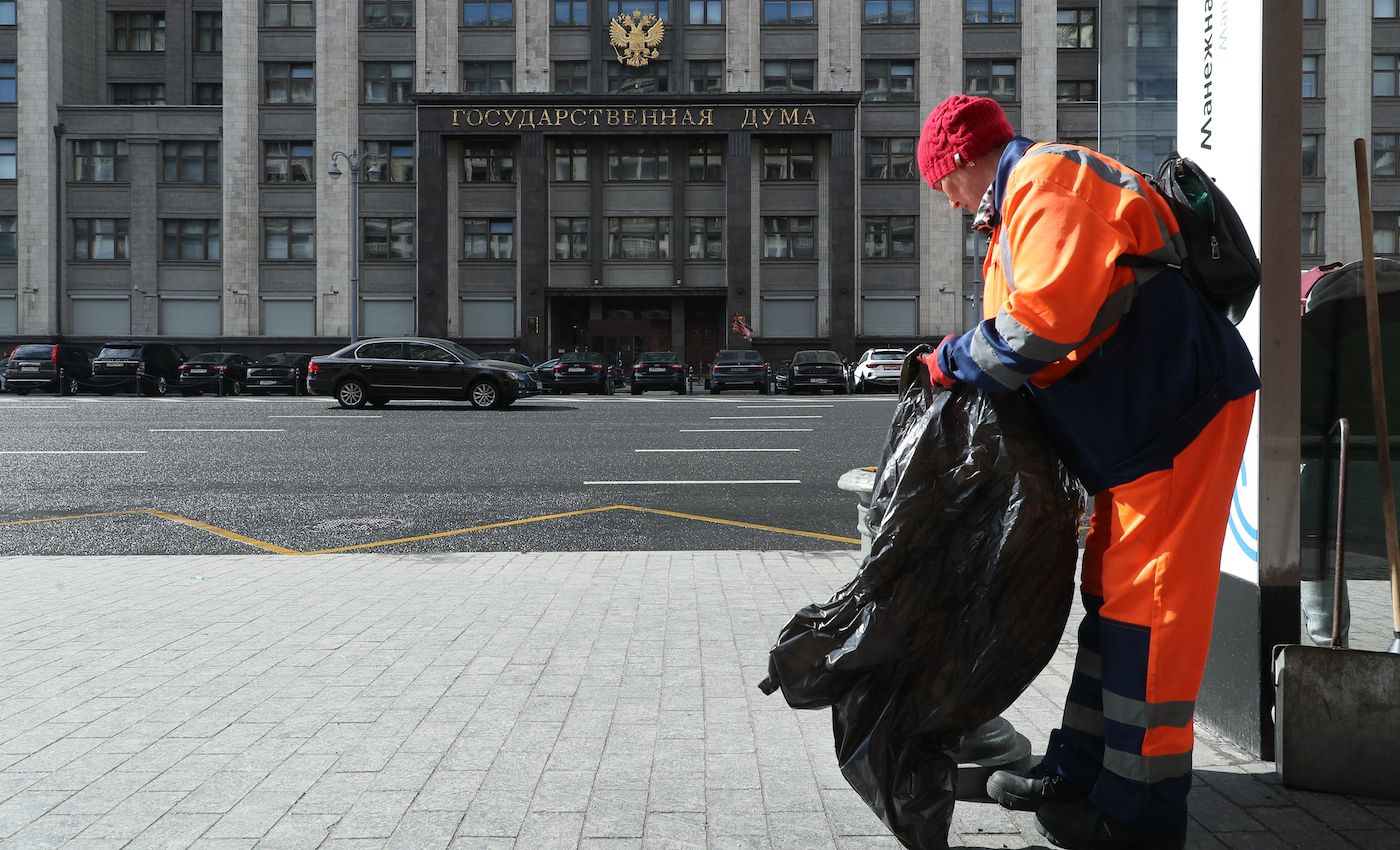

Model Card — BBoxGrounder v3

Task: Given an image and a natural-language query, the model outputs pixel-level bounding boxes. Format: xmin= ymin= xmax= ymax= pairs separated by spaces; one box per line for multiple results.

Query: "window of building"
xmin=608 ymin=1 xmax=668 ymax=16
xmin=463 ymin=218 xmax=515 ymax=260
xmin=463 ymin=0 xmax=514 ymax=25
xmin=689 ymin=60 xmax=724 ymax=94
xmin=74 ymin=219 xmax=131 ymax=260
xmin=463 ymin=141 xmax=515 ymax=182
xmin=555 ymin=0 xmax=588 ymax=25
xmin=763 ymin=0 xmax=814 ymax=24
xmin=262 ymin=297 xmax=316 ymax=336
xmin=1302 ymin=212 xmax=1323 ymax=257
xmin=364 ymin=0 xmax=414 ymax=26
xmin=462 ymin=61 xmax=514 ymax=93
xmin=762 ymin=139 xmax=816 ymax=180
xmin=1376 ymin=134 xmax=1398 ymax=176
xmin=162 ymin=219 xmax=221 ymax=262
xmin=110 ymin=12 xmax=166 ymax=51
xmin=1378 ymin=0 xmax=1398 ymax=17
xmin=73 ymin=141 xmax=130 ymax=182
xmin=110 ymin=83 xmax=166 ymax=105
xmin=762 ymin=216 xmax=815 ymax=259
xmin=863 ymin=137 xmax=915 ymax=180
xmin=688 ymin=139 xmax=723 ymax=181
xmin=608 ymin=139 xmax=670 ymax=180
xmin=0 ymin=217 xmax=14 ymax=259
xmin=363 ymin=62 xmax=414 ymax=104
xmin=864 ymin=59 xmax=917 ymax=102
xmin=361 ymin=299 xmax=414 ymax=336
xmin=264 ymin=141 xmax=315 ymax=182
xmin=1127 ymin=76 xmax=1173 ymax=102
xmin=194 ymin=12 xmax=222 ymax=52
xmin=71 ymin=296 xmax=131 ymax=335
xmin=363 ymin=218 xmax=415 ymax=260
xmin=0 ymin=3 xmax=13 ymax=27
xmin=862 ymin=296 xmax=917 ymax=335
xmin=364 ymin=141 xmax=414 ymax=182
xmin=264 ymin=217 xmax=315 ymax=260
xmin=690 ymin=0 xmax=723 ymax=24
xmin=1302 ymin=55 xmax=1321 ymax=98
xmin=553 ymin=142 xmax=588 ymax=181
xmin=159 ymin=297 xmax=220 ymax=337
xmin=461 ymin=298 xmax=515 ymax=338
xmin=0 ymin=138 xmax=13 ymax=180
xmin=965 ymin=0 xmax=1018 ymax=23
xmin=762 ymin=59 xmax=815 ymax=93
xmin=865 ymin=0 xmax=916 ymax=24
xmin=264 ymin=0 xmax=314 ymax=26
xmin=1126 ymin=4 xmax=1175 ymax=47
xmin=762 ymin=296 xmax=816 ymax=337
xmin=1057 ymin=8 xmax=1095 ymax=48
xmin=1304 ymin=0 xmax=1322 ymax=18
xmin=553 ymin=60 xmax=590 ymax=94
xmin=1375 ymin=211 xmax=1400 ymax=254
xmin=264 ymin=62 xmax=315 ymax=104
xmin=162 ymin=141 xmax=220 ymax=183
xmin=965 ymin=60 xmax=1017 ymax=101
xmin=1376 ymin=55 xmax=1400 ymax=97
xmin=608 ymin=217 xmax=671 ymax=259
xmin=608 ymin=62 xmax=669 ymax=93
xmin=194 ymin=83 xmax=223 ymax=105
xmin=1302 ymin=134 xmax=1321 ymax=178
xmin=1057 ymin=80 xmax=1097 ymax=102
xmin=554 ymin=217 xmax=589 ymax=260
xmin=863 ymin=216 xmax=916 ymax=259
xmin=687 ymin=217 xmax=724 ymax=260
xmin=0 ymin=63 xmax=13 ymax=104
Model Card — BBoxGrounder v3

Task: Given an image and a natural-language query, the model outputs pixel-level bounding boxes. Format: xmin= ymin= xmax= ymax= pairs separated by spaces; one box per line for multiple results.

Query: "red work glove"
xmin=918 ymin=334 xmax=958 ymax=388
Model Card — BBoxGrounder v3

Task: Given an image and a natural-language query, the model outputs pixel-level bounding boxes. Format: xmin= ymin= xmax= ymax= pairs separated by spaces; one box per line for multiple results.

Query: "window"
xmin=463 ymin=141 xmax=515 ymax=182
xmin=862 ymin=296 xmax=917 ymax=335
xmin=195 ymin=12 xmax=222 ymax=51
xmin=72 ymin=297 xmax=131 ymax=336
xmin=162 ymin=142 xmax=220 ymax=183
xmin=0 ymin=138 xmax=13 ymax=180
xmin=690 ymin=0 xmax=723 ymax=24
xmin=689 ymin=60 xmax=724 ymax=94
xmin=863 ymin=216 xmax=916 ymax=259
xmin=1301 ymin=212 xmax=1323 ymax=257
xmin=1125 ymin=5 xmax=1175 ymax=47
xmin=462 ymin=61 xmax=513 ymax=93
xmin=364 ymin=141 xmax=414 ymax=182
xmin=1378 ymin=0 xmax=1397 ymax=16
xmin=608 ymin=139 xmax=669 ymax=181
xmin=864 ymin=137 xmax=915 ymax=180
xmin=865 ymin=0 xmax=915 ymax=24
xmin=687 ymin=217 xmax=724 ymax=260
xmin=463 ymin=0 xmax=514 ymax=25
xmin=0 ymin=63 xmax=13 ymax=104
xmin=1302 ymin=134 xmax=1321 ymax=178
xmin=762 ymin=216 xmax=815 ymax=259
xmin=110 ymin=13 xmax=166 ymax=51
xmin=608 ymin=62 xmax=669 ymax=93
xmin=553 ymin=61 xmax=590 ymax=94
xmin=864 ymin=60 xmax=917 ymax=102
xmin=264 ymin=63 xmax=315 ymax=104
xmin=1057 ymin=80 xmax=1097 ymax=102
xmin=965 ymin=0 xmax=1018 ymax=23
xmin=73 ymin=141 xmax=130 ymax=182
xmin=966 ymin=60 xmax=1017 ymax=101
xmin=762 ymin=139 xmax=816 ymax=180
xmin=363 ymin=62 xmax=414 ymax=104
xmin=363 ymin=218 xmax=415 ymax=260
xmin=763 ymin=59 xmax=815 ymax=93
xmin=264 ymin=218 xmax=315 ymax=260
xmin=1376 ymin=212 xmax=1400 ymax=254
xmin=361 ymin=301 xmax=413 ymax=337
xmin=762 ymin=297 xmax=816 ymax=337
xmin=608 ymin=217 xmax=671 ymax=259
xmin=0 ymin=216 xmax=15 ymax=258
xmin=1303 ymin=56 xmax=1320 ymax=99
xmin=262 ymin=298 xmax=316 ymax=336
xmin=460 ymin=299 xmax=514 ymax=338
xmin=1376 ymin=134 xmax=1398 ymax=176
xmin=763 ymin=0 xmax=814 ymax=24
xmin=608 ymin=1 xmax=668 ymax=15
xmin=1056 ymin=8 xmax=1094 ymax=48
xmin=194 ymin=83 xmax=223 ymax=105
xmin=162 ymin=220 xmax=221 ymax=261
xmin=264 ymin=0 xmax=314 ymax=26
xmin=73 ymin=219 xmax=131 ymax=260
xmin=554 ymin=217 xmax=589 ymax=260
xmin=553 ymin=142 xmax=588 ymax=181
xmin=0 ymin=2 xmax=13 ymax=26
xmin=364 ymin=0 xmax=414 ymax=26
xmin=1304 ymin=0 xmax=1322 ymax=17
xmin=159 ymin=298 xmax=219 ymax=337
xmin=110 ymin=83 xmax=165 ymax=104
xmin=463 ymin=218 xmax=515 ymax=260
xmin=263 ymin=141 xmax=315 ymax=183
xmin=688 ymin=139 xmax=723 ymax=182
xmin=1376 ymin=55 xmax=1400 ymax=97
xmin=555 ymin=0 xmax=588 ymax=25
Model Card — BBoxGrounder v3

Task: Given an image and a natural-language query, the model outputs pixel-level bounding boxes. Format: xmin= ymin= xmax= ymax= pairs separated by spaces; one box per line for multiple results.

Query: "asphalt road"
xmin=0 ymin=388 xmax=899 ymax=555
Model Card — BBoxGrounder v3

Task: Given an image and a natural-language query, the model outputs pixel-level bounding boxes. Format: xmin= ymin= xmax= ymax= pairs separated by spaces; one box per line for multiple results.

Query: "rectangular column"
xmin=725 ymin=0 xmax=759 ymax=92
xmin=316 ymin=0 xmax=359 ymax=338
xmin=128 ymin=141 xmax=160 ymax=335
xmin=518 ymin=133 xmax=548 ymax=360
xmin=726 ymin=131 xmax=753 ymax=344
xmin=417 ymin=131 xmax=449 ymax=336
xmin=918 ymin=0 xmax=966 ymax=337
xmin=828 ymin=130 xmax=856 ymax=352
xmin=1324 ymin=0 xmax=1370 ymax=263
xmin=221 ymin=0 xmax=259 ymax=337
xmin=418 ymin=0 xmax=460 ymax=93
xmin=16 ymin=0 xmax=62 ymax=335
xmin=516 ymin=0 xmax=551 ymax=92
xmin=1019 ymin=0 xmax=1057 ymax=140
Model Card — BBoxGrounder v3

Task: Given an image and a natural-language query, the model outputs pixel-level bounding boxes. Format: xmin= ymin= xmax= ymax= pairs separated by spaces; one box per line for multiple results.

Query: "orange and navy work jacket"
xmin=936 ymin=137 xmax=1259 ymax=493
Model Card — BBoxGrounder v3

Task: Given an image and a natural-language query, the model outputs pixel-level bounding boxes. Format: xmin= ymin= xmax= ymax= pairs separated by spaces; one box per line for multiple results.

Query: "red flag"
xmin=730 ymin=313 xmax=753 ymax=341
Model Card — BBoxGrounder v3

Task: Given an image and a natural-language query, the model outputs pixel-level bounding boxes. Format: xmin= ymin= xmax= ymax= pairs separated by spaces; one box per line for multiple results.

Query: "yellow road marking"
xmin=615 ymin=505 xmax=862 ymax=545
xmin=142 ymin=509 xmax=303 ymax=555
xmin=298 ymin=505 xmax=628 ymax=555
xmin=0 ymin=509 xmax=149 ymax=527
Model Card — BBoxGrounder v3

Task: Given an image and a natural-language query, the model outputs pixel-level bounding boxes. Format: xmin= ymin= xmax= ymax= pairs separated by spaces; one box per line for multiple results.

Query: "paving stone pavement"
xmin=0 ymin=553 xmax=1397 ymax=850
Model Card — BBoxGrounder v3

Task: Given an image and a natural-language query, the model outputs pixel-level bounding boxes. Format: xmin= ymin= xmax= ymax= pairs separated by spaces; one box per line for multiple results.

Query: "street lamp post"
xmin=327 ymin=150 xmax=381 ymax=343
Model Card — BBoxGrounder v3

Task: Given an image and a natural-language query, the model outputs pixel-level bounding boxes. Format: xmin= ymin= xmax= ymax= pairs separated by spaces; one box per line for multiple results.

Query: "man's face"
xmin=934 ymin=162 xmax=992 ymax=211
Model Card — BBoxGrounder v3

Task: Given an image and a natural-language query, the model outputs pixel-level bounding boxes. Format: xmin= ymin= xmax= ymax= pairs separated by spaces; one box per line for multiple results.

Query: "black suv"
xmin=89 ymin=342 xmax=187 ymax=396
xmin=3 ymin=344 xmax=94 ymax=395
xmin=707 ymin=349 xmax=769 ymax=394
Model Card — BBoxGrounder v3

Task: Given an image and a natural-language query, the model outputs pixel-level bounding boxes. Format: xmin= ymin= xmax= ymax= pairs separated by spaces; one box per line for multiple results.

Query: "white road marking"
xmin=148 ymin=429 xmax=286 ymax=433
xmin=708 ymin=415 xmax=822 ymax=420
xmin=678 ymin=428 xmax=813 ymax=433
xmin=735 ymin=405 xmax=833 ymax=409
xmin=634 ymin=448 xmax=799 ymax=453
xmin=583 ymin=479 xmax=802 ymax=485
xmin=0 ymin=450 xmax=147 ymax=455
xmin=268 ymin=415 xmax=382 ymax=419
xmin=0 ymin=406 xmax=70 ymax=410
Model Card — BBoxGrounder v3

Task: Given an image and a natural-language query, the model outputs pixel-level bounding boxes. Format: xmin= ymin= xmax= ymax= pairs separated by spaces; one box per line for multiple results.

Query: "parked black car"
xmin=630 ymin=351 xmax=688 ymax=394
xmin=481 ymin=350 xmax=535 ymax=369
xmin=177 ymin=352 xmax=257 ymax=396
xmin=89 ymin=342 xmax=186 ymax=396
xmin=245 ymin=352 xmax=315 ymax=395
xmin=784 ymin=349 xmax=849 ymax=394
xmin=307 ymin=337 xmax=540 ymax=410
xmin=2 ymin=343 xmax=93 ymax=396
xmin=0 ymin=349 xmax=11 ymax=393
xmin=707 ymin=349 xmax=769 ymax=394
xmin=549 ymin=351 xmax=615 ymax=395
xmin=535 ymin=357 xmax=560 ymax=392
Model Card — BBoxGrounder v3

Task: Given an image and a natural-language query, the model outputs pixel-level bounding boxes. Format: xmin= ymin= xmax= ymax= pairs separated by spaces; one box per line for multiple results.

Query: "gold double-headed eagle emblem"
xmin=609 ymin=10 xmax=665 ymax=68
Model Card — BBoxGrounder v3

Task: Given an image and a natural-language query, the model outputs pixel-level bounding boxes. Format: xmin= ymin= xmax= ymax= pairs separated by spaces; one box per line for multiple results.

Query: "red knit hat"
xmin=917 ymin=95 xmax=1015 ymax=188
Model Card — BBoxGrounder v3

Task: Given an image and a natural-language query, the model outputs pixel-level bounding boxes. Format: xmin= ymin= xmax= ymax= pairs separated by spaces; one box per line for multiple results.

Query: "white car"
xmin=852 ymin=348 xmax=907 ymax=393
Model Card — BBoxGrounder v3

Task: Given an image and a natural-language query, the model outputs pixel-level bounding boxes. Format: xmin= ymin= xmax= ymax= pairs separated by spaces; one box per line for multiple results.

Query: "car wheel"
xmin=228 ymin=380 xmax=243 ymax=397
xmin=336 ymin=379 xmax=368 ymax=409
xmin=469 ymin=379 xmax=501 ymax=410
xmin=146 ymin=376 xmax=169 ymax=397
xmin=368 ymin=397 xmax=390 ymax=408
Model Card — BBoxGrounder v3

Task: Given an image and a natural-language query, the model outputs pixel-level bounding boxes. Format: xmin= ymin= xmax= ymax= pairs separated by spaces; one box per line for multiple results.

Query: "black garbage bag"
xmin=758 ymin=348 xmax=1083 ymax=850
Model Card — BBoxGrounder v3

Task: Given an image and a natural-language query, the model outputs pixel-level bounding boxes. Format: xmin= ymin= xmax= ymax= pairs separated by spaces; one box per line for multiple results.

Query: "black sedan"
xmin=630 ymin=351 xmax=688 ymax=394
xmin=784 ymin=350 xmax=849 ymax=394
xmin=307 ymin=337 xmax=540 ymax=410
xmin=536 ymin=358 xmax=560 ymax=392
xmin=245 ymin=352 xmax=315 ymax=395
xmin=548 ymin=352 xmax=615 ymax=395
xmin=178 ymin=352 xmax=257 ymax=396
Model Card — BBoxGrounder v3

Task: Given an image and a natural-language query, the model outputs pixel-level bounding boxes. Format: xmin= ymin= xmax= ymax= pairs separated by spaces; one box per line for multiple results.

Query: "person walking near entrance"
xmin=914 ymin=95 xmax=1259 ymax=849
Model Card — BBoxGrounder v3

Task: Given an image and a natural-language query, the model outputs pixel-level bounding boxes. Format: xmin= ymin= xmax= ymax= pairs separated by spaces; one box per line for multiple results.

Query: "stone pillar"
xmin=221 ymin=0 xmax=259 ymax=337
xmin=16 ymin=0 xmax=61 ymax=336
xmin=518 ymin=134 xmax=549 ymax=360
xmin=317 ymin=0 xmax=359 ymax=338
xmin=445 ymin=140 xmax=461 ymax=336
xmin=726 ymin=131 xmax=754 ymax=342
xmin=817 ymin=138 xmax=831 ymax=339
xmin=1018 ymin=0 xmax=1057 ymax=140
xmin=829 ymin=130 xmax=857 ymax=352
xmin=919 ymin=0 xmax=965 ymax=337
xmin=418 ymin=131 xmax=449 ymax=337
xmin=127 ymin=141 xmax=160 ymax=335
xmin=819 ymin=0 xmax=860 ymax=92
xmin=517 ymin=0 xmax=551 ymax=92
xmin=418 ymin=0 xmax=459 ymax=94
xmin=1324 ymin=0 xmax=1369 ymax=263
xmin=725 ymin=0 xmax=760 ymax=92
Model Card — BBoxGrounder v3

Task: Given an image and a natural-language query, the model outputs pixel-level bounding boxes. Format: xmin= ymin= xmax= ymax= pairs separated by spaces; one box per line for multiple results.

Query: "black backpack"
xmin=1123 ymin=154 xmax=1261 ymax=325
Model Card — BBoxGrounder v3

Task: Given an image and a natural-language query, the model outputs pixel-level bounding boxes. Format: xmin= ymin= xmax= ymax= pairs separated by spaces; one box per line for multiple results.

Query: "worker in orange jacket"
xmin=915 ymin=96 xmax=1258 ymax=850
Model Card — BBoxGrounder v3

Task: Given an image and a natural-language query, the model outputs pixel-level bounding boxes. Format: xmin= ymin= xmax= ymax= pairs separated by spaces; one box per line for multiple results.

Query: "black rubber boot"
xmin=1035 ymin=801 xmax=1186 ymax=850
xmin=985 ymin=762 xmax=1090 ymax=811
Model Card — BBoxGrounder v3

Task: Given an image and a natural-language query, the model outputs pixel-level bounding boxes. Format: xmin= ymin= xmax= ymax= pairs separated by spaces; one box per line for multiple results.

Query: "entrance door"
xmin=684 ymin=297 xmax=725 ymax=371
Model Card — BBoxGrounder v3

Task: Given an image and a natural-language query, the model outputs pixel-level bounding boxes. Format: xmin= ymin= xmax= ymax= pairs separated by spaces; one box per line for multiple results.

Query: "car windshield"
xmin=98 ymin=347 xmax=142 ymax=359
xmin=561 ymin=352 xmax=604 ymax=364
xmin=436 ymin=341 xmax=480 ymax=361
xmin=792 ymin=350 xmax=841 ymax=365
xmin=869 ymin=350 xmax=905 ymax=361
xmin=11 ymin=345 xmax=54 ymax=359
xmin=187 ymin=352 xmax=233 ymax=364
xmin=639 ymin=352 xmax=679 ymax=363
xmin=258 ymin=352 xmax=309 ymax=365
xmin=715 ymin=351 xmax=762 ymax=364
